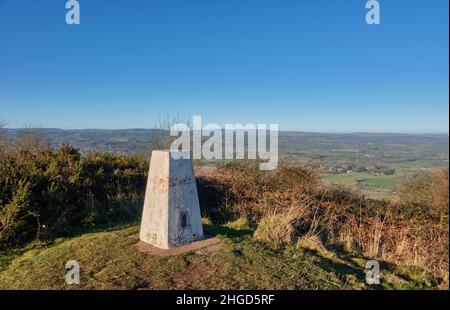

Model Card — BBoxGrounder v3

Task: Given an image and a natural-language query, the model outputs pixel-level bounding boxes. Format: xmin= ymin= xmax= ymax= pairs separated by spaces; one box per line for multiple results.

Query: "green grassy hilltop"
xmin=0 ymin=222 xmax=436 ymax=290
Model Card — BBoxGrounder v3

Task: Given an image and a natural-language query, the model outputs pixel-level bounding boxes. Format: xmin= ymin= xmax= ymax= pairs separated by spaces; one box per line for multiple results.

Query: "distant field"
xmin=321 ymin=173 xmax=404 ymax=199
xmin=279 ymin=133 xmax=448 ymax=199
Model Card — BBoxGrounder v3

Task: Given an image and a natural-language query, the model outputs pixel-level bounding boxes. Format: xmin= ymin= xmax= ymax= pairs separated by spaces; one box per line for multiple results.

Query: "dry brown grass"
xmin=253 ymin=204 xmax=307 ymax=249
xmin=199 ymin=161 xmax=449 ymax=285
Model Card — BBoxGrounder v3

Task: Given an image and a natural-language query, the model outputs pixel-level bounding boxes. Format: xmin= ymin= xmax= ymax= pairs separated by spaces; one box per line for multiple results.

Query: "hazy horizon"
xmin=5 ymin=126 xmax=449 ymax=135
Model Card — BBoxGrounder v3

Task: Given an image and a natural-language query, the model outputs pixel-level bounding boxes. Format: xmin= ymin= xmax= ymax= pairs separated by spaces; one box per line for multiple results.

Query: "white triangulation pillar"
xmin=139 ymin=150 xmax=204 ymax=249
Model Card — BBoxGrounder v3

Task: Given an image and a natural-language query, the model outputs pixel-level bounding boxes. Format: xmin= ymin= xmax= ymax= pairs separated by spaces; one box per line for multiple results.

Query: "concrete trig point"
xmin=139 ymin=150 xmax=204 ymax=249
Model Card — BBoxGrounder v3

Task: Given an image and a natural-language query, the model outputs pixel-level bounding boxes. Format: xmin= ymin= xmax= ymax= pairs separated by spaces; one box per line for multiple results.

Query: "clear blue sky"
xmin=0 ymin=0 xmax=448 ymax=133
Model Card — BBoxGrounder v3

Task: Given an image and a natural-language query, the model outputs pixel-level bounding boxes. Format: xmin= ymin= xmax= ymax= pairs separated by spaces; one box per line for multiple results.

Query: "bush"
xmin=395 ymin=168 xmax=449 ymax=222
xmin=0 ymin=180 xmax=37 ymax=246
xmin=197 ymin=161 xmax=319 ymax=222
xmin=0 ymin=142 xmax=148 ymax=248
xmin=199 ymin=161 xmax=449 ymax=285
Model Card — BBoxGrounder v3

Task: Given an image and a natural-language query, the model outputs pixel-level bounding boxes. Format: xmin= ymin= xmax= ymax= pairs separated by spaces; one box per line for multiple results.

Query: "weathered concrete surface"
xmin=136 ymin=236 xmax=224 ymax=256
xmin=139 ymin=150 xmax=204 ymax=249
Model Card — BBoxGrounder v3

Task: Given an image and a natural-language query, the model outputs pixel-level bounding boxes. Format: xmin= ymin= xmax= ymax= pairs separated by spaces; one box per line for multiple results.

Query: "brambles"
xmin=197 ymin=161 xmax=449 ymax=286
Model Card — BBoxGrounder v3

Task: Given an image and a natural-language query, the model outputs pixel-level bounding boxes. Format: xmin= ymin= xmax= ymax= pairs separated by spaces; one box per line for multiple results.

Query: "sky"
xmin=0 ymin=0 xmax=448 ymax=133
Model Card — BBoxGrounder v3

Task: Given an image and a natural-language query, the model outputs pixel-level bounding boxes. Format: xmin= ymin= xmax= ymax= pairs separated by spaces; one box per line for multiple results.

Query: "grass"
xmin=0 ymin=222 xmax=436 ymax=290
xmin=362 ymin=177 xmax=403 ymax=188
xmin=321 ymin=172 xmax=405 ymax=199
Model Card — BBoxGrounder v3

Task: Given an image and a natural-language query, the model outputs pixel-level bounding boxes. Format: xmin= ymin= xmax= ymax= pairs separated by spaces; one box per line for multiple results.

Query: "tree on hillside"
xmin=150 ymin=114 xmax=191 ymax=153
xmin=14 ymin=126 xmax=51 ymax=156
xmin=0 ymin=119 xmax=6 ymax=138
xmin=0 ymin=120 xmax=7 ymax=154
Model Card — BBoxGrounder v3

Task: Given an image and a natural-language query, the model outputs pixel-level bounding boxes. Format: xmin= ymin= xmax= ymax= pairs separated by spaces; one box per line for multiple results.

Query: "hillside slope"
xmin=0 ymin=223 xmax=434 ymax=290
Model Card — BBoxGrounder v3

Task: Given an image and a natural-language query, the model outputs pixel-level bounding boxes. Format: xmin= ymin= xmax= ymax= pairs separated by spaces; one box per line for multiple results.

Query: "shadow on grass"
xmin=302 ymin=247 xmax=372 ymax=288
xmin=202 ymin=223 xmax=253 ymax=241
xmin=197 ymin=176 xmax=238 ymax=224
xmin=39 ymin=220 xmax=140 ymax=247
